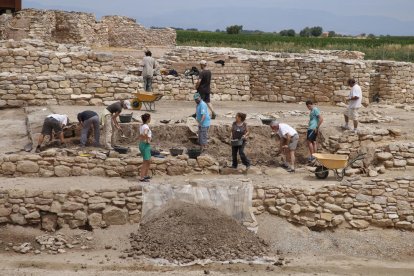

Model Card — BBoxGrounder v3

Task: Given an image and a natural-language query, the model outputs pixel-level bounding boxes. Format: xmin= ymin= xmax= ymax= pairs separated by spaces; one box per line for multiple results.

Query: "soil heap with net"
xmin=127 ymin=201 xmax=268 ymax=263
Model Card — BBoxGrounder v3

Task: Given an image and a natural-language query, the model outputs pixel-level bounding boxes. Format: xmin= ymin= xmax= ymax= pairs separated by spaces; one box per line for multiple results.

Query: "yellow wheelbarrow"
xmin=312 ymin=153 xmax=365 ymax=181
xmin=130 ymin=91 xmax=163 ymax=111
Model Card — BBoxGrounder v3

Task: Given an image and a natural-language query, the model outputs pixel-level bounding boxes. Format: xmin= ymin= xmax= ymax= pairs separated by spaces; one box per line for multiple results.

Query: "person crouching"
xmin=139 ymin=113 xmax=152 ymax=182
xmin=230 ymin=112 xmax=251 ymax=169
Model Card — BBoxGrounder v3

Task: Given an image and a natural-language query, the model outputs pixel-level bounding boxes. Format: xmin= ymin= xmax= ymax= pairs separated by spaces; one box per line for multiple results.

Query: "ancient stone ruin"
xmin=0 ymin=9 xmax=176 ymax=48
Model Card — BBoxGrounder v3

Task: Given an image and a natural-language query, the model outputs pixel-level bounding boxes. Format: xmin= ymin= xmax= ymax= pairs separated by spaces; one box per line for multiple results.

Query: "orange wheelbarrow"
xmin=130 ymin=91 xmax=163 ymax=111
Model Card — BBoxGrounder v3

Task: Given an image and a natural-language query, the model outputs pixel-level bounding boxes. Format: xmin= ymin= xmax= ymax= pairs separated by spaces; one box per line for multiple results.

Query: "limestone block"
xmin=0 ymin=207 xmax=12 ymax=217
xmin=1 ymin=162 xmax=16 ymax=174
xmin=54 ymin=165 xmax=71 ymax=177
xmin=16 ymin=161 xmax=39 ymax=173
xmin=88 ymin=213 xmax=103 ymax=228
xmin=197 ymin=155 xmax=216 ymax=168
xmin=376 ymin=152 xmax=393 ymax=161
xmin=62 ymin=201 xmax=84 ymax=211
xmin=102 ymin=207 xmax=128 ymax=225
xmin=10 ymin=213 xmax=27 ymax=225
xmin=349 ymin=219 xmax=370 ymax=229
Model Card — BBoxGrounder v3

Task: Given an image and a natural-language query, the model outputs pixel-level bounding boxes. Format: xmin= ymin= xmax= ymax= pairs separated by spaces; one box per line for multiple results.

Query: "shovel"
xmin=119 ymin=128 xmax=128 ymax=139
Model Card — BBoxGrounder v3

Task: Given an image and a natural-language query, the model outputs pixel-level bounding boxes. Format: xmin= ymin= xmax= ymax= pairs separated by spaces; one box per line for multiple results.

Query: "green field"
xmin=177 ymin=31 xmax=414 ymax=62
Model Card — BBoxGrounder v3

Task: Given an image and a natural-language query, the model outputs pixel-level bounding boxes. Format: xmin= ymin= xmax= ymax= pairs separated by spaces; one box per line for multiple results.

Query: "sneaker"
xmin=35 ymin=146 xmax=41 ymax=153
xmin=341 ymin=125 xmax=350 ymax=130
xmin=144 ymin=176 xmax=152 ymax=180
xmin=287 ymin=168 xmax=296 ymax=173
xmin=281 ymin=163 xmax=289 ymax=169
xmin=139 ymin=178 xmax=150 ymax=182
xmin=353 ymin=129 xmax=358 ymax=134
xmin=307 ymin=156 xmax=316 ymax=162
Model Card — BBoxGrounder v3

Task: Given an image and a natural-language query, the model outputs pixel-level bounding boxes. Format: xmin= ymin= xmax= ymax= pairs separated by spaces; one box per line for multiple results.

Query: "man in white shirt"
xmin=35 ymin=114 xmax=69 ymax=152
xmin=270 ymin=121 xmax=299 ymax=173
xmin=343 ymin=79 xmax=362 ymax=133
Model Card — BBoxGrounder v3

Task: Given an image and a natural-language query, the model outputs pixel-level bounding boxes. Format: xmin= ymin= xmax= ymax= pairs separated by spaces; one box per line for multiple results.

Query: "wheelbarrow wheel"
xmin=315 ymin=166 xmax=329 ymax=179
xmin=131 ymin=99 xmax=142 ymax=110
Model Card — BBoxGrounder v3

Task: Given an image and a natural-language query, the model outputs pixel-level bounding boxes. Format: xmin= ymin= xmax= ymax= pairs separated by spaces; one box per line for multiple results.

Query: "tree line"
xmin=170 ymin=25 xmax=377 ymax=38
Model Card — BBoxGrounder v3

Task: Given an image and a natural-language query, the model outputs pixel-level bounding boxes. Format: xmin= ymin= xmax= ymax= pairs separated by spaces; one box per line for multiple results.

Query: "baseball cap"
xmin=193 ymin=92 xmax=201 ymax=100
xmin=124 ymin=100 xmax=132 ymax=110
xmin=200 ymin=60 xmax=207 ymax=65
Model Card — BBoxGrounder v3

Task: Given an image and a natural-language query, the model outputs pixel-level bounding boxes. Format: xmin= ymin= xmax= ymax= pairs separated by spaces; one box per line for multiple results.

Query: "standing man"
xmin=194 ymin=92 xmax=211 ymax=151
xmin=306 ymin=100 xmax=323 ymax=161
xmin=142 ymin=50 xmax=156 ymax=92
xmin=270 ymin=121 xmax=299 ymax=173
xmin=343 ymin=79 xmax=362 ymax=133
xmin=35 ymin=114 xmax=69 ymax=153
xmin=101 ymin=100 xmax=131 ymax=150
xmin=77 ymin=110 xmax=100 ymax=148
xmin=195 ymin=60 xmax=217 ymax=119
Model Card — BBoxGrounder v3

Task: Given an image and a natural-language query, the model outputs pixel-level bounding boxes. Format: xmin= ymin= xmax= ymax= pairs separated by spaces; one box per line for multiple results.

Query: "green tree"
xmin=280 ymin=29 xmax=296 ymax=37
xmin=328 ymin=31 xmax=336 ymax=37
xmin=310 ymin=26 xmax=323 ymax=37
xmin=226 ymin=25 xmax=243 ymax=35
xmin=367 ymin=33 xmax=376 ymax=39
xmin=299 ymin=27 xmax=311 ymax=37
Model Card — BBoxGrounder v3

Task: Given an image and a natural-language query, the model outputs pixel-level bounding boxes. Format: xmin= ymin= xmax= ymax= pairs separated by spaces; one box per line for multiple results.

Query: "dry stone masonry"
xmin=1 ymin=176 xmax=414 ymax=231
xmin=0 ymin=39 xmax=413 ymax=107
xmin=253 ymin=176 xmax=414 ymax=231
xmin=0 ymin=9 xmax=176 ymax=48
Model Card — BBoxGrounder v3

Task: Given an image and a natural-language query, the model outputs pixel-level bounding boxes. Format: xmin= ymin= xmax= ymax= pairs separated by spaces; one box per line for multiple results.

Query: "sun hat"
xmin=124 ymin=100 xmax=132 ymax=109
xmin=193 ymin=92 xmax=201 ymax=100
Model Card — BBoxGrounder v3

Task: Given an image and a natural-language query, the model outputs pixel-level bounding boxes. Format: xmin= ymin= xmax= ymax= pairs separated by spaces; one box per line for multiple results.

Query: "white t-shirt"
xmin=278 ymin=123 xmax=298 ymax=138
xmin=348 ymin=84 xmax=362 ymax=109
xmin=140 ymin=124 xmax=152 ymax=138
xmin=47 ymin=114 xmax=68 ymax=126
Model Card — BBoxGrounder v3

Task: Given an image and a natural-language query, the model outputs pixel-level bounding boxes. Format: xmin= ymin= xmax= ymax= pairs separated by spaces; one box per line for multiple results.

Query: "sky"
xmin=24 ymin=0 xmax=414 ymax=35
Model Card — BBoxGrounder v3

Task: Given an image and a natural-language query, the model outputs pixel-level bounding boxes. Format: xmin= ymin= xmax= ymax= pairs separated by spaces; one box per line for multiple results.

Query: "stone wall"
xmin=159 ymin=47 xmax=414 ymax=105
xmin=370 ymin=61 xmax=414 ymax=104
xmin=0 ymin=9 xmax=176 ymax=48
xmin=102 ymin=16 xmax=176 ymax=48
xmin=1 ymin=40 xmax=414 ymax=107
xmin=0 ymin=149 xmax=219 ymax=178
xmin=1 ymin=176 xmax=413 ymax=231
xmin=253 ymin=176 xmax=414 ymax=230
xmin=0 ymin=185 xmax=143 ymax=230
xmin=375 ymin=142 xmax=414 ymax=170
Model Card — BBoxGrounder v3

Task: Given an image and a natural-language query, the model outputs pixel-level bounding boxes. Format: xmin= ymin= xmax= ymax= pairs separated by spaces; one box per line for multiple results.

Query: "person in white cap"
xmin=101 ymin=100 xmax=131 ymax=150
xmin=195 ymin=60 xmax=217 ymax=119
xmin=270 ymin=121 xmax=299 ymax=173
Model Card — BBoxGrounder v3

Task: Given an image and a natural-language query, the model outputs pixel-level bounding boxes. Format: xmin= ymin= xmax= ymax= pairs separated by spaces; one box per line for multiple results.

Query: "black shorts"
xmin=41 ymin=117 xmax=62 ymax=136
xmin=199 ymin=92 xmax=211 ymax=103
xmin=307 ymin=129 xmax=318 ymax=142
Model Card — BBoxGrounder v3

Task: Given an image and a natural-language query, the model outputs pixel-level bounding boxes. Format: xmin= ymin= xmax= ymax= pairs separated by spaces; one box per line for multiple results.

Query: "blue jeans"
xmin=80 ymin=115 xmax=100 ymax=146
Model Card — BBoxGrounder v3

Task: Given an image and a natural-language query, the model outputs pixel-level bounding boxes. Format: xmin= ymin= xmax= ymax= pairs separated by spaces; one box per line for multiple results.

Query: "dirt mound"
xmin=127 ymin=201 xmax=268 ymax=263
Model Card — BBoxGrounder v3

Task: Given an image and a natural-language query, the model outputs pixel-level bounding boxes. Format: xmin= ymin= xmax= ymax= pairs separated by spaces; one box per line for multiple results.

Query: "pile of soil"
xmin=127 ymin=201 xmax=268 ymax=263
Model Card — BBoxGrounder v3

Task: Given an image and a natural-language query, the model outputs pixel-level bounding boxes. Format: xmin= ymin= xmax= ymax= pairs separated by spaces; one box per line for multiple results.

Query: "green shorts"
xmin=139 ymin=142 xmax=151 ymax=161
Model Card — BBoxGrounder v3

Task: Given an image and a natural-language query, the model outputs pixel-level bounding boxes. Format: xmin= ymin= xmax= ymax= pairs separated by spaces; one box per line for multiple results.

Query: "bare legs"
xmin=140 ymin=160 xmax=151 ymax=179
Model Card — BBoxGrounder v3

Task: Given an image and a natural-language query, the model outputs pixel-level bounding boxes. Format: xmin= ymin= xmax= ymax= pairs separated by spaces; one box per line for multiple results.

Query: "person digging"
xmin=270 ymin=121 xmax=299 ymax=173
xmin=35 ymin=114 xmax=69 ymax=153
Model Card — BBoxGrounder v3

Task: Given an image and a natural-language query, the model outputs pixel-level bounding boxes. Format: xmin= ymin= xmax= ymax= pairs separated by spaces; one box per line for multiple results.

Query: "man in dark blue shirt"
xmin=77 ymin=110 xmax=100 ymax=147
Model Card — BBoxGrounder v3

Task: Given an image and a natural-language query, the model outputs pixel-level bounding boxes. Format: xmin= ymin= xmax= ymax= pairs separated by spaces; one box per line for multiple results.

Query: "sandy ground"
xmin=1 ymin=214 xmax=414 ymax=276
xmin=1 ymin=100 xmax=414 ymax=274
